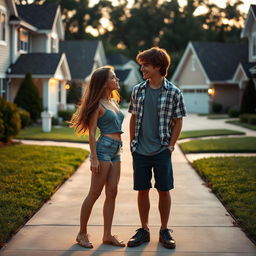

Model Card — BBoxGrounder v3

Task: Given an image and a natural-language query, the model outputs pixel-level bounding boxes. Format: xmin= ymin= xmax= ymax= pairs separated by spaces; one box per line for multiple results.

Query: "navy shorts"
xmin=95 ymin=135 xmax=122 ymax=162
xmin=132 ymin=149 xmax=174 ymax=191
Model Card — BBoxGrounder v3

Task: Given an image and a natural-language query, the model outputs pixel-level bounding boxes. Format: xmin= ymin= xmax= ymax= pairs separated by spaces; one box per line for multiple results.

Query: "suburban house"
xmin=59 ymin=39 xmax=107 ymax=100
xmin=0 ymin=0 xmax=71 ymax=116
xmin=171 ymin=4 xmax=256 ymax=114
xmin=107 ymin=53 xmax=142 ymax=94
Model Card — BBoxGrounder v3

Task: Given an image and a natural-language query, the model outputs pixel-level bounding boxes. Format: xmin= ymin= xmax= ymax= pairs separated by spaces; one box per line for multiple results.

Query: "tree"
xmin=240 ymin=78 xmax=256 ymax=114
xmin=14 ymin=73 xmax=43 ymax=121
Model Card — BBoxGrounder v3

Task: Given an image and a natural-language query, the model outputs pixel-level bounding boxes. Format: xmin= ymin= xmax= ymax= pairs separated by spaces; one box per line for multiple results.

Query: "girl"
xmin=70 ymin=66 xmax=125 ymax=248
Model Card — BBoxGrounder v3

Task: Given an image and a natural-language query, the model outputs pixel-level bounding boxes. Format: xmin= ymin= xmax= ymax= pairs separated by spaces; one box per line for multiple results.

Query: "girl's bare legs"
xmin=103 ymin=161 xmax=120 ymax=239
xmin=78 ymin=162 xmax=111 ymax=244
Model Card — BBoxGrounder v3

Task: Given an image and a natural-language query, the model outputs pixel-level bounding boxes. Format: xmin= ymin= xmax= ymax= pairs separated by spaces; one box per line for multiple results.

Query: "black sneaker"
xmin=159 ymin=229 xmax=176 ymax=249
xmin=127 ymin=228 xmax=150 ymax=247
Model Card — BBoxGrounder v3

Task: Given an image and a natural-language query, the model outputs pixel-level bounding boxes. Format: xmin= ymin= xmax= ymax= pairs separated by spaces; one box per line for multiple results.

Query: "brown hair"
xmin=69 ymin=66 xmax=120 ymax=135
xmin=136 ymin=47 xmax=171 ymax=77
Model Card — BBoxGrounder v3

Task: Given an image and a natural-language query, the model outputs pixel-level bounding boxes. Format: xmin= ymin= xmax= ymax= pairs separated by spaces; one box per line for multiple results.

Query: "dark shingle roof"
xmin=107 ymin=54 xmax=131 ymax=66
xmin=115 ymin=69 xmax=131 ymax=82
xmin=16 ymin=3 xmax=58 ymax=30
xmin=192 ymin=41 xmax=248 ymax=81
xmin=251 ymin=5 xmax=256 ymax=17
xmin=8 ymin=53 xmax=62 ymax=75
xmin=241 ymin=62 xmax=256 ymax=78
xmin=59 ymin=40 xmax=99 ymax=80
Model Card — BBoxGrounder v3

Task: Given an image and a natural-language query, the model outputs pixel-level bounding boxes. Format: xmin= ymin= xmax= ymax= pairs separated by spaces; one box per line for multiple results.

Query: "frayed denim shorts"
xmin=95 ymin=135 xmax=122 ymax=162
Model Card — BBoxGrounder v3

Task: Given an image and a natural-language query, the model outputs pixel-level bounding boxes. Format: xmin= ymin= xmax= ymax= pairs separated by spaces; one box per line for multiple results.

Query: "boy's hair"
xmin=136 ymin=47 xmax=171 ymax=77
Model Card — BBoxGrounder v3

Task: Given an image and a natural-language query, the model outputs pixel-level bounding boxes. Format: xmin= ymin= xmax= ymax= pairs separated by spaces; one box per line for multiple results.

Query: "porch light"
xmin=208 ymin=88 xmax=215 ymax=96
xmin=49 ymin=78 xmax=58 ymax=87
xmin=65 ymin=84 xmax=70 ymax=90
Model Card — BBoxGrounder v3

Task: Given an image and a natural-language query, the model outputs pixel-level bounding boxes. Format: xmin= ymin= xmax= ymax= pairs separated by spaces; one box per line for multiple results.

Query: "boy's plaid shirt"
xmin=128 ymin=78 xmax=187 ymax=152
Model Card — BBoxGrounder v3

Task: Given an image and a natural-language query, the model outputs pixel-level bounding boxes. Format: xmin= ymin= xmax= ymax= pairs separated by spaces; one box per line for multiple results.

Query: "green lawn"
xmin=226 ymin=120 xmax=256 ymax=131
xmin=192 ymin=157 xmax=256 ymax=242
xmin=16 ymin=126 xmax=90 ymax=142
xmin=179 ymin=129 xmax=245 ymax=139
xmin=179 ymin=137 xmax=256 ymax=153
xmin=0 ymin=144 xmax=88 ymax=246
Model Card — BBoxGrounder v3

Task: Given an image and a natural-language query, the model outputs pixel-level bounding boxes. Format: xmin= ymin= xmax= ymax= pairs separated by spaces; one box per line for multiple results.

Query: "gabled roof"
xmin=16 ymin=2 xmax=58 ymax=30
xmin=7 ymin=53 xmax=63 ymax=76
xmin=107 ymin=54 xmax=131 ymax=66
xmin=241 ymin=4 xmax=256 ymax=38
xmin=115 ymin=69 xmax=131 ymax=82
xmin=241 ymin=62 xmax=256 ymax=78
xmin=192 ymin=41 xmax=248 ymax=81
xmin=59 ymin=40 xmax=100 ymax=80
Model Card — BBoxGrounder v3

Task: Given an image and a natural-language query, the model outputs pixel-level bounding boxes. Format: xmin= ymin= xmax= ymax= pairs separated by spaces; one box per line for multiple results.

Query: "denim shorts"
xmin=95 ymin=136 xmax=122 ymax=162
xmin=132 ymin=149 xmax=174 ymax=191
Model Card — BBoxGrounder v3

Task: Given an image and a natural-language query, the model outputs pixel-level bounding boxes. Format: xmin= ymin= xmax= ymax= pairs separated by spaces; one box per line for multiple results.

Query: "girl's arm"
xmin=88 ymin=107 xmax=100 ymax=173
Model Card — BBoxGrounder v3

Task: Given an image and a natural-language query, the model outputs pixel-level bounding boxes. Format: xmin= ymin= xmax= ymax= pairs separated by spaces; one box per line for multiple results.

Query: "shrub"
xmin=0 ymin=113 xmax=4 ymax=139
xmin=212 ymin=102 xmax=223 ymax=113
xmin=58 ymin=110 xmax=75 ymax=121
xmin=240 ymin=114 xmax=249 ymax=123
xmin=240 ymin=78 xmax=256 ymax=114
xmin=14 ymin=73 xmax=43 ymax=121
xmin=228 ymin=109 xmax=239 ymax=118
xmin=0 ymin=97 xmax=21 ymax=143
xmin=18 ymin=108 xmax=30 ymax=128
xmin=67 ymin=81 xmax=82 ymax=104
xmin=52 ymin=116 xmax=59 ymax=126
xmin=248 ymin=114 xmax=256 ymax=125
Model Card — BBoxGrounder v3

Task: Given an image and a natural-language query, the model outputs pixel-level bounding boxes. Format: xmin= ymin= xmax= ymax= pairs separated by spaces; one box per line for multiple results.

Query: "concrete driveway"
xmin=1 ymin=113 xmax=256 ymax=256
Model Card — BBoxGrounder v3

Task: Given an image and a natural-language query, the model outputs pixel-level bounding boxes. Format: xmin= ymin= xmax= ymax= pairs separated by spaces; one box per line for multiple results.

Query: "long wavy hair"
xmin=69 ymin=66 xmax=120 ymax=135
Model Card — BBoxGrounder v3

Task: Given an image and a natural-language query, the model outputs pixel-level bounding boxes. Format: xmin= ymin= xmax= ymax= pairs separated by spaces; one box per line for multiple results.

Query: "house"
xmin=171 ymin=5 xmax=256 ymax=114
xmin=0 ymin=0 xmax=71 ymax=116
xmin=107 ymin=53 xmax=142 ymax=93
xmin=59 ymin=39 xmax=107 ymax=98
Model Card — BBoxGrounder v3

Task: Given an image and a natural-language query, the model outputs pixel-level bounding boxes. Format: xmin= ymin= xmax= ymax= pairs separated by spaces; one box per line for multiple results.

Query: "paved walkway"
xmin=1 ymin=114 xmax=256 ymax=256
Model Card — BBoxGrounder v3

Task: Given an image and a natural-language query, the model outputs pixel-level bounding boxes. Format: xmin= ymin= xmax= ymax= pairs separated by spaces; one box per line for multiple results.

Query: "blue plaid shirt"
xmin=128 ymin=78 xmax=187 ymax=152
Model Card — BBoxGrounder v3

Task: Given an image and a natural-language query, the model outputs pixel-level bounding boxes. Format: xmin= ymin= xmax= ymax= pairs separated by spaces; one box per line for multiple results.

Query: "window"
xmin=0 ymin=78 xmax=7 ymax=99
xmin=0 ymin=10 xmax=7 ymax=42
xmin=18 ymin=27 xmax=29 ymax=52
xmin=253 ymin=33 xmax=256 ymax=58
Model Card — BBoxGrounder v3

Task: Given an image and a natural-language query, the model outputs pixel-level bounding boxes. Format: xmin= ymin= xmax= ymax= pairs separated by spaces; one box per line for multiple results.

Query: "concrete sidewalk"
xmin=1 ymin=114 xmax=256 ymax=256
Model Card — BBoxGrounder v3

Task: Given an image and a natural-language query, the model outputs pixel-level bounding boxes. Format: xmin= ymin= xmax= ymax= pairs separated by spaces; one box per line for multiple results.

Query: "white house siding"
xmin=0 ymin=1 xmax=10 ymax=75
xmin=31 ymin=34 xmax=48 ymax=53
xmin=213 ymin=83 xmax=240 ymax=111
xmin=249 ymin=22 xmax=256 ymax=62
xmin=176 ymin=52 xmax=209 ymax=114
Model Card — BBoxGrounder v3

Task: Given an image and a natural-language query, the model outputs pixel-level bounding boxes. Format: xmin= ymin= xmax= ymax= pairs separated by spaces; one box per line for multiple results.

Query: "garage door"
xmin=182 ymin=89 xmax=209 ymax=113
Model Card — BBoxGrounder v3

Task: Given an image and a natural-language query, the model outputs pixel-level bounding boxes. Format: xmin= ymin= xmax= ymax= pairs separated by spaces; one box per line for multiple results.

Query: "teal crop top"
xmin=97 ymin=103 xmax=124 ymax=134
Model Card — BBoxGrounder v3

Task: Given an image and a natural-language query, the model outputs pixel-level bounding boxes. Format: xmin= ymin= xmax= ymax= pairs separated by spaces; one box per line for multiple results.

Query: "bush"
xmin=18 ymin=108 xmax=30 ymax=128
xmin=52 ymin=116 xmax=59 ymax=126
xmin=248 ymin=114 xmax=256 ymax=125
xmin=14 ymin=73 xmax=43 ymax=121
xmin=0 ymin=113 xmax=4 ymax=139
xmin=228 ymin=109 xmax=239 ymax=118
xmin=239 ymin=114 xmax=256 ymax=124
xmin=212 ymin=102 xmax=223 ymax=113
xmin=240 ymin=78 xmax=256 ymax=114
xmin=240 ymin=114 xmax=249 ymax=123
xmin=0 ymin=97 xmax=21 ymax=143
xmin=58 ymin=110 xmax=75 ymax=121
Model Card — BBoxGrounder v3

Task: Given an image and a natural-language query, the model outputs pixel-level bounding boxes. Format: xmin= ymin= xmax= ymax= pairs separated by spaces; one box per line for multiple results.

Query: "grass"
xmin=179 ymin=129 xmax=245 ymax=140
xmin=179 ymin=137 xmax=256 ymax=153
xmin=16 ymin=126 xmax=90 ymax=142
xmin=207 ymin=114 xmax=230 ymax=119
xmin=192 ymin=156 xmax=256 ymax=242
xmin=0 ymin=144 xmax=88 ymax=246
xmin=226 ymin=120 xmax=256 ymax=131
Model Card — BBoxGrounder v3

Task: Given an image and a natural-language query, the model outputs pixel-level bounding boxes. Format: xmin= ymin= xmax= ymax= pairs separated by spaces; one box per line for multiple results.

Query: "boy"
xmin=127 ymin=47 xmax=186 ymax=249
